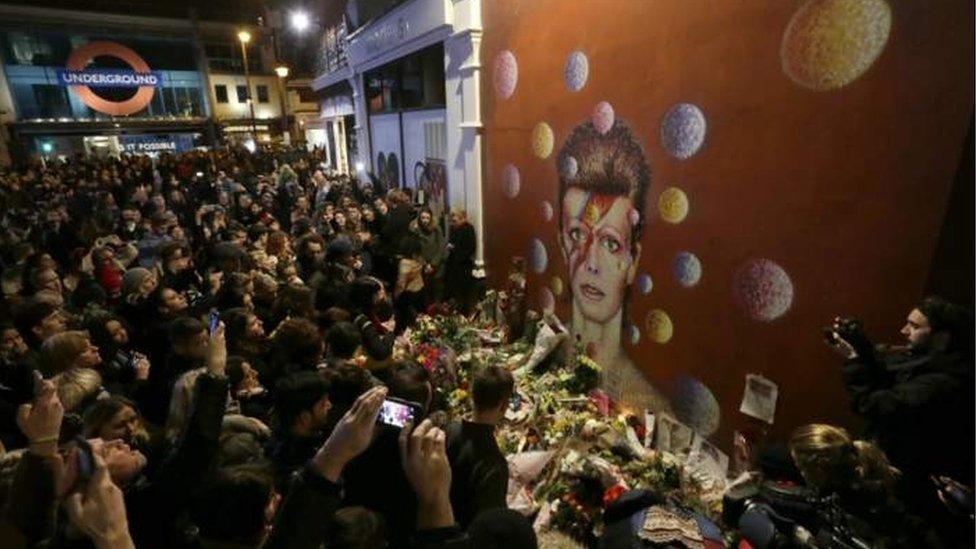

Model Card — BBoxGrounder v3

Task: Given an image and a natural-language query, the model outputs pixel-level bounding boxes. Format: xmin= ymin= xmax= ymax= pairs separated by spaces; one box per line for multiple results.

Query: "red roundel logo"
xmin=65 ymin=41 xmax=155 ymax=116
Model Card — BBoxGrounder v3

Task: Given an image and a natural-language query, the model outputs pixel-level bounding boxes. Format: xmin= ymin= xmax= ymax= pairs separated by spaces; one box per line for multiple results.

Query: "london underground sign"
xmin=56 ymin=41 xmax=160 ymax=116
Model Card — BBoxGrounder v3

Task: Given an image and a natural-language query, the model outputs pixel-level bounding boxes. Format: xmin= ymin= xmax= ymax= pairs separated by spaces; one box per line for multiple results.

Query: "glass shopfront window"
xmin=364 ymin=43 xmax=445 ymax=114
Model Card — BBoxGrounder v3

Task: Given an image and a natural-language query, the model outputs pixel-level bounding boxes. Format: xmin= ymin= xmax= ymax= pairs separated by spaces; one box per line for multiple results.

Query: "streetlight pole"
xmin=275 ymin=65 xmax=291 ymax=145
xmin=238 ymin=30 xmax=258 ymax=140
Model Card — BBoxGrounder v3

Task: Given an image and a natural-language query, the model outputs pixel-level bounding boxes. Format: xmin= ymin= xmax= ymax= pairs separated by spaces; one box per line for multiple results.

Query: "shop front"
xmin=0 ymin=25 xmax=213 ymax=157
xmin=330 ymin=0 xmax=485 ymax=271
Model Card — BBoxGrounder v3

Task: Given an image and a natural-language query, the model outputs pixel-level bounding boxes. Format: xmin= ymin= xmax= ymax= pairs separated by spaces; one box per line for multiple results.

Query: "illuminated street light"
xmin=275 ymin=65 xmax=291 ymax=143
xmin=238 ymin=29 xmax=257 ymax=137
xmin=290 ymin=10 xmax=310 ymax=32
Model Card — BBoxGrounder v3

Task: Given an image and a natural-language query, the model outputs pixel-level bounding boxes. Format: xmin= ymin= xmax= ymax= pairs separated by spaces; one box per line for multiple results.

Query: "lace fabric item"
xmin=637 ymin=506 xmax=705 ymax=549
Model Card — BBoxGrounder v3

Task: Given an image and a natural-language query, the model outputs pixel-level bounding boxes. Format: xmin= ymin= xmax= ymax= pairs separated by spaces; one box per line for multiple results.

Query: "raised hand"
xmin=133 ymin=356 xmax=150 ymax=381
xmin=399 ymin=419 xmax=454 ymax=529
xmin=207 ymin=322 xmax=227 ymax=376
xmin=64 ymin=451 xmax=134 ymax=549
xmin=17 ymin=373 xmax=64 ymax=456
xmin=312 ymin=385 xmax=387 ymax=482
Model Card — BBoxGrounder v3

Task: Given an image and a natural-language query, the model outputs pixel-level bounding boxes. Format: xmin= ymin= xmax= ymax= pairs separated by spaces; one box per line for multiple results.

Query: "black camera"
xmin=821 ymin=317 xmax=874 ymax=357
xmin=724 ymin=481 xmax=873 ymax=549
xmin=822 ymin=317 xmax=861 ymax=345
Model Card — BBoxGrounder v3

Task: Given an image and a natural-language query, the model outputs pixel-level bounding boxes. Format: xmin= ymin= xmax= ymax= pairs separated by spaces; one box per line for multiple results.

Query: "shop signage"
xmin=59 ymin=41 xmax=159 ymax=116
xmin=57 ymin=68 xmax=162 ymax=88
xmin=362 ymin=17 xmax=410 ymax=55
xmin=119 ymin=134 xmax=194 ymax=154
xmin=347 ymin=0 xmax=448 ymax=67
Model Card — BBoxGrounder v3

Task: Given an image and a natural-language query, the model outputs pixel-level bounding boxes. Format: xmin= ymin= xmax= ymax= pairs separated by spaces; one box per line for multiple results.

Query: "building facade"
xmin=0 ymin=3 xmax=320 ymax=164
xmin=311 ymin=0 xmax=485 ymax=270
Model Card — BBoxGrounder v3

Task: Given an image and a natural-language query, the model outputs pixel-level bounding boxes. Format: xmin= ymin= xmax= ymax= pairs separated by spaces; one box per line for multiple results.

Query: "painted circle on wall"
xmin=636 ymin=273 xmax=653 ymax=295
xmin=540 ymin=200 xmax=554 ymax=222
xmin=733 ymin=258 xmax=795 ymax=321
xmin=564 ymin=50 xmax=589 ymax=92
xmin=529 ymin=238 xmax=548 ymax=274
xmin=658 ymin=187 xmax=690 ymax=224
xmin=540 ymin=287 xmax=555 ymax=314
xmin=661 ymin=103 xmax=707 ymax=160
xmin=645 ymin=309 xmax=673 ymax=344
xmin=672 ymin=251 xmax=702 ymax=288
xmin=503 ymin=164 xmax=521 ymax=198
xmin=628 ymin=324 xmax=641 ymax=346
xmin=781 ymin=0 xmax=892 ymax=91
xmin=673 ymin=376 xmax=721 ymax=436
xmin=592 ymin=101 xmax=615 ymax=135
xmin=531 ymin=122 xmax=555 ymax=159
xmin=550 ymin=276 xmax=564 ymax=296
xmin=628 ymin=208 xmax=641 ymax=227
xmin=494 ymin=50 xmax=518 ymax=99
xmin=559 ymin=154 xmax=579 ymax=180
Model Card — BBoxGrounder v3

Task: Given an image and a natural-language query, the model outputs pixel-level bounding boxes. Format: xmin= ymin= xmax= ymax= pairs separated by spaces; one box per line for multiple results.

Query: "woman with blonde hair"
xmin=53 ymin=367 xmax=104 ymax=413
xmin=789 ymin=424 xmax=933 ymax=547
xmin=39 ymin=330 xmax=101 ymax=376
xmin=789 ymin=424 xmax=899 ymax=503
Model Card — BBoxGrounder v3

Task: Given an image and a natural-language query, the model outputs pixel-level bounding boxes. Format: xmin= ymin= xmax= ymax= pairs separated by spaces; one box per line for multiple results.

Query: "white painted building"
xmin=311 ymin=0 xmax=485 ymax=272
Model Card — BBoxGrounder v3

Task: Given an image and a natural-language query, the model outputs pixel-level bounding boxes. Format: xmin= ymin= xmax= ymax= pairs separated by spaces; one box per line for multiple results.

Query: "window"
xmin=32 ymin=85 xmax=70 ymax=118
xmin=256 ymin=85 xmax=269 ymax=103
xmin=236 ymin=85 xmax=249 ymax=103
xmin=215 ymin=85 xmax=228 ymax=103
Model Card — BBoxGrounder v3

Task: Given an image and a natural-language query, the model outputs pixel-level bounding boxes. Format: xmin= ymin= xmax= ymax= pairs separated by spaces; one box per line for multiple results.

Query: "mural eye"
xmin=568 ymin=227 xmax=585 ymax=243
xmin=602 ymin=236 xmax=621 ymax=253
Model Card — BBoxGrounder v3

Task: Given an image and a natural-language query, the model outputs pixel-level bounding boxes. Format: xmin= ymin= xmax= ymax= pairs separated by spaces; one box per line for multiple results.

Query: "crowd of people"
xmin=0 ymin=145 xmax=969 ymax=548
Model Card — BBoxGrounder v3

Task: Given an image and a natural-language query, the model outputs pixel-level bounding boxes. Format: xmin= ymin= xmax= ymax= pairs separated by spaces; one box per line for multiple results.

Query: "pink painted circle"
xmin=503 ymin=164 xmax=520 ymax=198
xmin=733 ymin=259 xmax=794 ymax=321
xmin=592 ymin=101 xmax=615 ymax=134
xmin=540 ymin=201 xmax=554 ymax=222
xmin=540 ymin=288 xmax=555 ymax=314
xmin=494 ymin=50 xmax=518 ymax=99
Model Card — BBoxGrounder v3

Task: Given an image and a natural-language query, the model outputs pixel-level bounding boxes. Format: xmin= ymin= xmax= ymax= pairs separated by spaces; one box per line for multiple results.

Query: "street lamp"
xmin=290 ymin=11 xmax=311 ymax=32
xmin=238 ymin=30 xmax=258 ymax=139
xmin=275 ymin=64 xmax=291 ymax=144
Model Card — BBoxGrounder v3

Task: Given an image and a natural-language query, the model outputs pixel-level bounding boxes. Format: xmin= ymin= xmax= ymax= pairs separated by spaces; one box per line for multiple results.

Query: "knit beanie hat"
xmin=121 ymin=267 xmax=153 ymax=301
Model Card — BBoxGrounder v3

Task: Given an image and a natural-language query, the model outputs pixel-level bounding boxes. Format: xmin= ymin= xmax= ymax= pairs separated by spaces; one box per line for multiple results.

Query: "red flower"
xmin=602 ymin=484 xmax=626 ymax=506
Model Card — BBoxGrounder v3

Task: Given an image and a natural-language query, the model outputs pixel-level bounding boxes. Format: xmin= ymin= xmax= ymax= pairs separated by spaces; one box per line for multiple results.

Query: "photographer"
xmin=827 ymin=297 xmax=974 ymax=535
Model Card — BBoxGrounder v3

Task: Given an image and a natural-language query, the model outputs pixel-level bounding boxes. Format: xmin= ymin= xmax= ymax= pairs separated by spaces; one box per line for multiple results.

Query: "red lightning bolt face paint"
xmin=566 ymin=193 xmax=617 ymax=277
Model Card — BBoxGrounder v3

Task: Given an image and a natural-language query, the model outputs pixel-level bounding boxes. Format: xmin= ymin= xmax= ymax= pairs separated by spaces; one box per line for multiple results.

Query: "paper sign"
xmin=739 ymin=374 xmax=778 ymax=424
xmin=643 ymin=410 xmax=656 ymax=448
xmin=655 ymin=413 xmax=694 ymax=455
xmin=690 ymin=434 xmax=730 ymax=479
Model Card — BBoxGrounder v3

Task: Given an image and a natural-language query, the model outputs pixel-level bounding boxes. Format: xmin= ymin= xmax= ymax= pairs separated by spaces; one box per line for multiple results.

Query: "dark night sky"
xmin=1 ymin=0 xmax=267 ymax=23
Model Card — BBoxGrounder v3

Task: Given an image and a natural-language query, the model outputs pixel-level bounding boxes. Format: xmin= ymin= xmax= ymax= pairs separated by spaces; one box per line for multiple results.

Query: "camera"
xmin=724 ymin=481 xmax=873 ymax=549
xmin=821 ymin=317 xmax=875 ymax=358
xmin=822 ymin=317 xmax=862 ymax=345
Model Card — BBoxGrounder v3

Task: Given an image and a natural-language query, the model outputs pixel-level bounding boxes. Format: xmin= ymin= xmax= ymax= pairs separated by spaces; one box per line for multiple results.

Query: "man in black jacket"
xmin=144 ymin=317 xmax=209 ymax=426
xmin=446 ymin=364 xmax=513 ymax=528
xmin=831 ymin=296 xmax=974 ymax=537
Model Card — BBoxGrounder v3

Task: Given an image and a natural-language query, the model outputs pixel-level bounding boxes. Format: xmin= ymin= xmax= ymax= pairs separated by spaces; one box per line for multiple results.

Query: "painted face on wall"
xmin=561 ymin=188 xmax=639 ymax=323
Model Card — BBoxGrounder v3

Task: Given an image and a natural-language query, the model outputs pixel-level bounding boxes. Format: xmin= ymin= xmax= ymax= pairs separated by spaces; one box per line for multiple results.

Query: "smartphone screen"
xmin=378 ymin=398 xmax=418 ymax=428
xmin=208 ymin=310 xmax=220 ymax=336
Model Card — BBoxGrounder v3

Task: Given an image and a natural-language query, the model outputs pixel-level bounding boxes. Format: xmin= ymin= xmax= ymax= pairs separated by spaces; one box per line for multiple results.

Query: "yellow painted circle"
xmin=531 ymin=122 xmax=554 ymax=159
xmin=781 ymin=0 xmax=892 ymax=90
xmin=550 ymin=276 xmax=564 ymax=296
xmin=658 ymin=187 xmax=689 ymax=224
xmin=644 ymin=309 xmax=674 ymax=344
